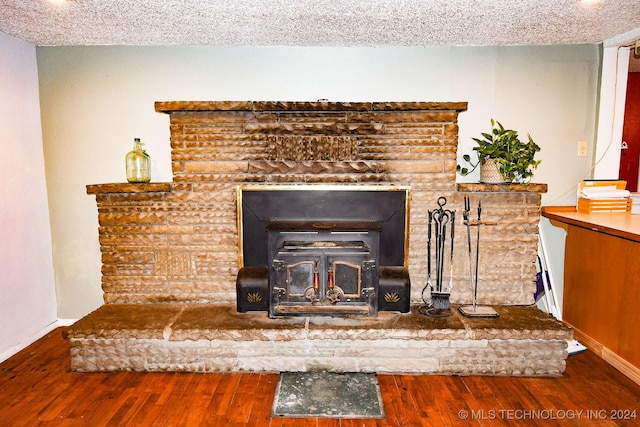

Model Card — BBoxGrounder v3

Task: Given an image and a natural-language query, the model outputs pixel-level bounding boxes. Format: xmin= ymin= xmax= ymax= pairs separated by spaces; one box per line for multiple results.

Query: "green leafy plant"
xmin=457 ymin=119 xmax=541 ymax=183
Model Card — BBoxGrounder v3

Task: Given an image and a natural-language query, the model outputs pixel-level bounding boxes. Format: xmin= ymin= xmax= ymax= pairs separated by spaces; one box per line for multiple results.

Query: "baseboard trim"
xmin=0 ymin=318 xmax=79 ymax=364
xmin=570 ymin=325 xmax=640 ymax=386
xmin=57 ymin=318 xmax=79 ymax=327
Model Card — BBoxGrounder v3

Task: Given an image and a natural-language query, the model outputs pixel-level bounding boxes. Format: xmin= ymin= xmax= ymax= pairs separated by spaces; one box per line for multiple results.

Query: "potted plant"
xmin=457 ymin=119 xmax=541 ymax=183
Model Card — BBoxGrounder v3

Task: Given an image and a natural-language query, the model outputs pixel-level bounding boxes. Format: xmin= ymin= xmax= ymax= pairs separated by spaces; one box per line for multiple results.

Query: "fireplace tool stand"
xmin=420 ymin=196 xmax=455 ymax=318
xmin=458 ymin=196 xmax=499 ymax=318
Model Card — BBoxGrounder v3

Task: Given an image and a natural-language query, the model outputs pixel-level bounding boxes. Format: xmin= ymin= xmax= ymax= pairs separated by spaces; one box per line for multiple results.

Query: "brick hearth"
xmin=65 ymin=304 xmax=571 ymax=375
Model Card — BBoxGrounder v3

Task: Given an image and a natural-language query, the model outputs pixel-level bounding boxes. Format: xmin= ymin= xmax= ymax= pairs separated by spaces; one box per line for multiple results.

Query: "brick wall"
xmin=87 ymin=101 xmax=546 ymax=306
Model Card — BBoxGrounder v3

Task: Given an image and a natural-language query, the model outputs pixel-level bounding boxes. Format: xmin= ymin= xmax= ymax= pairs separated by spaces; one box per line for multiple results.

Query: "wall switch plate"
xmin=578 ymin=140 xmax=588 ymax=157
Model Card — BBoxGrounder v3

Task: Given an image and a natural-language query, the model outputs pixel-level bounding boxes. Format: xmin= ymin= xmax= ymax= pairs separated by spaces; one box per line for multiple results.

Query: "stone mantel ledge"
xmin=86 ymin=182 xmax=173 ymax=195
xmin=155 ymin=100 xmax=468 ymax=114
xmin=457 ymin=183 xmax=548 ymax=194
xmin=83 ymin=182 xmax=547 ymax=195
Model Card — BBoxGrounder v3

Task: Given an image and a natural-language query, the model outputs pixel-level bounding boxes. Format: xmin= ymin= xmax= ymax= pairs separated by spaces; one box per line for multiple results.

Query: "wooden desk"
xmin=542 ymin=207 xmax=640 ymax=384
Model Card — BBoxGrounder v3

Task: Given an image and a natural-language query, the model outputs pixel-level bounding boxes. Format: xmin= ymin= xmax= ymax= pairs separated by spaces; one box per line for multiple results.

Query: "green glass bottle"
xmin=125 ymin=138 xmax=151 ymax=183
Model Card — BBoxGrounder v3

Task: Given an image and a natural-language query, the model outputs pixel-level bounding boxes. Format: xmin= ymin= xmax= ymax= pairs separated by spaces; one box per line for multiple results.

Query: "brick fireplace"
xmin=86 ymin=101 xmax=547 ymax=306
xmin=66 ymin=101 xmax=571 ymax=374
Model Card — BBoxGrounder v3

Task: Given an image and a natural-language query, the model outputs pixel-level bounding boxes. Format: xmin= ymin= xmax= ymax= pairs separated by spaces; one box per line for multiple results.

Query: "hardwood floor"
xmin=1 ymin=328 xmax=639 ymax=426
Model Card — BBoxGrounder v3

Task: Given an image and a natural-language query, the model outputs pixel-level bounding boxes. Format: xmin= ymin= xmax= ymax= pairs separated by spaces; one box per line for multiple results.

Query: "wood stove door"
xmin=326 ymin=254 xmax=376 ymax=302
xmin=270 ymin=250 xmax=376 ymax=317
xmin=270 ymin=252 xmax=323 ymax=315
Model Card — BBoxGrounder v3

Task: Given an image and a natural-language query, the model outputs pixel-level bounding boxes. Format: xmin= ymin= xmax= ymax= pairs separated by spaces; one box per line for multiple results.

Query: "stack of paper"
xmin=580 ymin=185 xmax=630 ymax=200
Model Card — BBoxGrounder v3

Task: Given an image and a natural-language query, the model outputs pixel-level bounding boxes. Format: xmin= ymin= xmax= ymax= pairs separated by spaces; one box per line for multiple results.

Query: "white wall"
xmin=36 ymin=45 xmax=601 ymax=318
xmin=0 ymin=32 xmax=58 ymax=361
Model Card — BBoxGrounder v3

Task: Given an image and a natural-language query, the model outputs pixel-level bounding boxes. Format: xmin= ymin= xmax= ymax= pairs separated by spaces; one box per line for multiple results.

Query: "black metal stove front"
xmin=267 ymin=221 xmax=380 ymax=317
xmin=234 ymin=185 xmax=411 ymax=317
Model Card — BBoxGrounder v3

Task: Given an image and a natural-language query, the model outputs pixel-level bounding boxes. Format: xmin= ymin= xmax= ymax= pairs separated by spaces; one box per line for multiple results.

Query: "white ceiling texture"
xmin=0 ymin=0 xmax=639 ymax=47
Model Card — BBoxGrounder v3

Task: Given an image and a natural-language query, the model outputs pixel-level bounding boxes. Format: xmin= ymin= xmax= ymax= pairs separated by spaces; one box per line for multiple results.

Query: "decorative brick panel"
xmin=87 ymin=101 xmax=547 ymax=306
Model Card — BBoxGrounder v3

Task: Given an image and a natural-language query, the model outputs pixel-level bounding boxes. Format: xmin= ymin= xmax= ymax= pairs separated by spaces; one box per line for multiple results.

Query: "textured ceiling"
xmin=0 ymin=0 xmax=639 ymax=47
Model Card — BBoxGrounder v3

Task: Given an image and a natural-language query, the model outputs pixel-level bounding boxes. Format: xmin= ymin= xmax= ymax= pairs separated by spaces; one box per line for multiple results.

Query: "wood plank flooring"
xmin=1 ymin=328 xmax=639 ymax=426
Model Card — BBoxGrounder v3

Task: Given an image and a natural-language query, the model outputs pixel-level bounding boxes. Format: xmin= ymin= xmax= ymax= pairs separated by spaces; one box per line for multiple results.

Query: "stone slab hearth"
xmin=64 ymin=304 xmax=571 ymax=375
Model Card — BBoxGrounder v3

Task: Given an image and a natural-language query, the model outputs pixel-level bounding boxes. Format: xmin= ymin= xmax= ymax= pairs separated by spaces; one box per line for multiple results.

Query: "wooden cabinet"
xmin=543 ymin=208 xmax=640 ymax=385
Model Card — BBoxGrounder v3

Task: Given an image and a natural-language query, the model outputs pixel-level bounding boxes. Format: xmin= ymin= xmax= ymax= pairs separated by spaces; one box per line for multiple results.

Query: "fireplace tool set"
xmin=458 ymin=196 xmax=499 ymax=318
xmin=420 ymin=196 xmax=455 ymax=317
xmin=420 ymin=195 xmax=499 ymax=318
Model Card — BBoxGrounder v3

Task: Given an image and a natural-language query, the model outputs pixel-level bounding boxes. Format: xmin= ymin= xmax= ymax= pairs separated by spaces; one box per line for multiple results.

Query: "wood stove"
xmin=235 ymin=185 xmax=411 ymax=317
xmin=268 ymin=221 xmax=380 ymax=316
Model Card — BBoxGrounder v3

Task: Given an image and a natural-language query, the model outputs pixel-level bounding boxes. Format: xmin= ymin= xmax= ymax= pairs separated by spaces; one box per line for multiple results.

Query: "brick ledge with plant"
xmin=457 ymin=119 xmax=541 ymax=183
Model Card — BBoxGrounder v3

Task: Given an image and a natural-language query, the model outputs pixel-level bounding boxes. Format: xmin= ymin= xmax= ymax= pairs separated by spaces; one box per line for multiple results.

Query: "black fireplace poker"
xmin=420 ymin=196 xmax=455 ymax=318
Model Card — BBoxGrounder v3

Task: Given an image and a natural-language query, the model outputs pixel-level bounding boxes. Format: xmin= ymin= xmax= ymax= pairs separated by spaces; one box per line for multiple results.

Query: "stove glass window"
xmin=334 ymin=261 xmax=361 ymax=297
xmin=287 ymin=261 xmax=314 ymax=296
